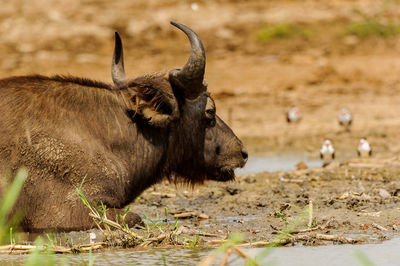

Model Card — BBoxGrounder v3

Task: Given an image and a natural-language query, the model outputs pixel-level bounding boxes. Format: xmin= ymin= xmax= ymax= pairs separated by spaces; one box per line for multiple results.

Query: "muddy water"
xmin=252 ymin=237 xmax=400 ymax=266
xmin=0 ymin=248 xmax=207 ymax=265
xmin=2 ymin=238 xmax=400 ymax=265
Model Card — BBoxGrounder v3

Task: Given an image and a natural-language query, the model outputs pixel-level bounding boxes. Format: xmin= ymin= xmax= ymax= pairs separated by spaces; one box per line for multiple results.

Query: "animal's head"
xmin=111 ymin=22 xmax=217 ymax=182
xmin=322 ymin=139 xmax=333 ymax=148
xmin=204 ymin=115 xmax=248 ymax=181
xmin=359 ymin=138 xmax=368 ymax=147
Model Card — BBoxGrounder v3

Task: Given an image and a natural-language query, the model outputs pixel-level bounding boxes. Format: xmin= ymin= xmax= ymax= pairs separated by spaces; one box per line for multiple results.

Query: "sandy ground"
xmin=2 ymin=0 xmax=400 ymax=246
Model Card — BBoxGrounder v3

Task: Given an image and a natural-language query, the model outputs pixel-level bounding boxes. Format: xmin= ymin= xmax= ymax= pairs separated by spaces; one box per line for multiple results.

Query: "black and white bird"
xmin=357 ymin=138 xmax=372 ymax=158
xmin=286 ymin=106 xmax=301 ymax=123
xmin=320 ymin=139 xmax=335 ymax=165
xmin=338 ymin=108 xmax=352 ymax=131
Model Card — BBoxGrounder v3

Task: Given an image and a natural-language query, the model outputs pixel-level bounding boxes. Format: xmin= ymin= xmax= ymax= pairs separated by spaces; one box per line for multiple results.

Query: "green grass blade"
xmin=355 ymin=250 xmax=375 ymax=266
xmin=0 ymin=168 xmax=27 ymax=222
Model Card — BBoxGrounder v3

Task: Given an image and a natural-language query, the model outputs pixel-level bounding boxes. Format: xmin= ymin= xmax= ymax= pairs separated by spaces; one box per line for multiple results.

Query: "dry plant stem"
xmin=198 ymin=245 xmax=260 ymax=266
xmin=139 ymin=233 xmax=168 ymax=247
xmin=174 ymin=212 xmax=209 ymax=219
xmin=219 ymin=248 xmax=232 ymax=266
xmin=139 ymin=241 xmax=153 ymax=247
xmin=193 ymin=232 xmax=222 ymax=237
xmin=0 ymin=242 xmax=106 ymax=254
xmin=273 ymin=217 xmax=335 ymax=235
xmin=94 ymin=220 xmax=105 ymax=232
xmin=232 ymin=246 xmax=256 ymax=261
xmin=232 ymin=246 xmax=261 ymax=266
xmin=101 ymin=214 xmax=112 ymax=232
xmin=359 ymin=211 xmax=381 ymax=217
xmin=288 ymin=226 xmax=322 ymax=234
xmin=308 ymin=200 xmax=313 ymax=228
xmin=79 ymin=244 xmax=103 ymax=252
xmin=0 ymin=244 xmax=38 ymax=250
xmin=206 ymin=240 xmax=276 ymax=248
xmin=89 ymin=213 xmax=144 ymax=241
xmin=372 ymin=222 xmax=388 ymax=231
xmin=236 ymin=241 xmax=274 ymax=248
xmin=290 ymin=233 xmax=360 ymax=244
xmin=197 ymin=253 xmax=217 ymax=266
xmin=272 ymin=226 xmax=324 ymax=235
xmin=207 ymin=233 xmax=360 ymax=247
xmin=206 ymin=239 xmax=226 ymax=245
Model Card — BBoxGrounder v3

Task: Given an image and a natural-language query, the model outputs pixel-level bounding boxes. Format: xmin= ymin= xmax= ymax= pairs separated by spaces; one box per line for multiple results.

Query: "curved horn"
xmin=112 ymin=32 xmax=127 ymax=88
xmin=169 ymin=21 xmax=206 ymax=99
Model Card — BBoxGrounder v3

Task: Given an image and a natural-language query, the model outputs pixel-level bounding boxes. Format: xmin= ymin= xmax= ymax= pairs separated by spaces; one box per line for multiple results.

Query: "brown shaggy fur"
xmin=0 ymin=73 xmax=246 ymax=232
xmin=0 ymin=74 xmax=195 ymax=231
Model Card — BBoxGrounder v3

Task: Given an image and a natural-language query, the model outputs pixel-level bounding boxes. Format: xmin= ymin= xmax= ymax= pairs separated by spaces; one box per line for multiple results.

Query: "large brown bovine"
xmin=0 ymin=22 xmax=247 ymax=232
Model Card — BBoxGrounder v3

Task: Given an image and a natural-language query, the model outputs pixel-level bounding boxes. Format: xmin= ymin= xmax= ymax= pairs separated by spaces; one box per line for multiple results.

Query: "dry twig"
xmin=89 ymin=213 xmax=144 ymax=241
xmin=290 ymin=233 xmax=360 ymax=244
xmin=207 ymin=232 xmax=360 ymax=247
xmin=174 ymin=212 xmax=209 ymax=219
xmin=308 ymin=200 xmax=313 ymax=228
xmin=232 ymin=246 xmax=255 ymax=261
xmin=197 ymin=252 xmax=218 ymax=266
xmin=219 ymin=248 xmax=232 ymax=266
xmin=372 ymin=222 xmax=388 ymax=231
xmin=0 ymin=242 xmax=106 ymax=255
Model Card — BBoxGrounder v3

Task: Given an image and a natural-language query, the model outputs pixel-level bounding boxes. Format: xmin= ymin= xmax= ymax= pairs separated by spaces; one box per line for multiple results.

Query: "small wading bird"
xmin=338 ymin=108 xmax=352 ymax=131
xmin=286 ymin=106 xmax=301 ymax=123
xmin=358 ymin=138 xmax=372 ymax=157
xmin=320 ymin=139 xmax=335 ymax=166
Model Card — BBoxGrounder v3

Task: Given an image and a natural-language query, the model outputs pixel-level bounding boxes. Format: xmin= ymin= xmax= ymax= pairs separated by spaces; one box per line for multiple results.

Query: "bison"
xmin=0 ymin=22 xmax=247 ymax=232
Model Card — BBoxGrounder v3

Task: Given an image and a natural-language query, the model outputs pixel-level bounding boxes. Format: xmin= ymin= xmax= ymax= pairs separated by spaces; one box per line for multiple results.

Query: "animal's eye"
xmin=205 ymin=108 xmax=216 ymax=128
xmin=205 ymin=109 xmax=215 ymax=119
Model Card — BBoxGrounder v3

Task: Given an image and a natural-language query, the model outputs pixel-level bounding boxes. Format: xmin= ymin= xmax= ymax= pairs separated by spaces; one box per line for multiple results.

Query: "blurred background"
xmin=2 ymin=0 xmax=400 ymax=158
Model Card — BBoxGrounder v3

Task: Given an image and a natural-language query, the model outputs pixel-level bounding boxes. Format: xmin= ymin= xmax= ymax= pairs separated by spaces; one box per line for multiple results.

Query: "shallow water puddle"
xmin=2 ymin=238 xmax=400 ymax=265
xmin=251 ymin=237 xmax=400 ymax=266
xmin=235 ymin=154 xmax=321 ymax=175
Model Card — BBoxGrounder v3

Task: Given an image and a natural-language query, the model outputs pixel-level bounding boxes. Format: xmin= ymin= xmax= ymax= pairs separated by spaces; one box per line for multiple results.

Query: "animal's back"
xmin=0 ymin=75 xmax=135 ymax=153
xmin=0 ymin=76 xmax=140 ymax=231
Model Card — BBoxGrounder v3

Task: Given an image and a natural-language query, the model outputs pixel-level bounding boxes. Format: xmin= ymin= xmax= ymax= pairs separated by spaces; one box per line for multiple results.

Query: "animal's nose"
xmin=241 ymin=148 xmax=248 ymax=161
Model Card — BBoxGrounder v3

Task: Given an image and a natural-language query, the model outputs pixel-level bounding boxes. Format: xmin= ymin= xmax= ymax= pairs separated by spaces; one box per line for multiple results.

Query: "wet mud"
xmin=133 ymin=156 xmax=400 ymax=246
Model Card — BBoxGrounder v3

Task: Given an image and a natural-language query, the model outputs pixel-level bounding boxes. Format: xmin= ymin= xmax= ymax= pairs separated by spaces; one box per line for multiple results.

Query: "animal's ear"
xmin=112 ymin=32 xmax=127 ymax=89
xmin=128 ymin=76 xmax=179 ymax=128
